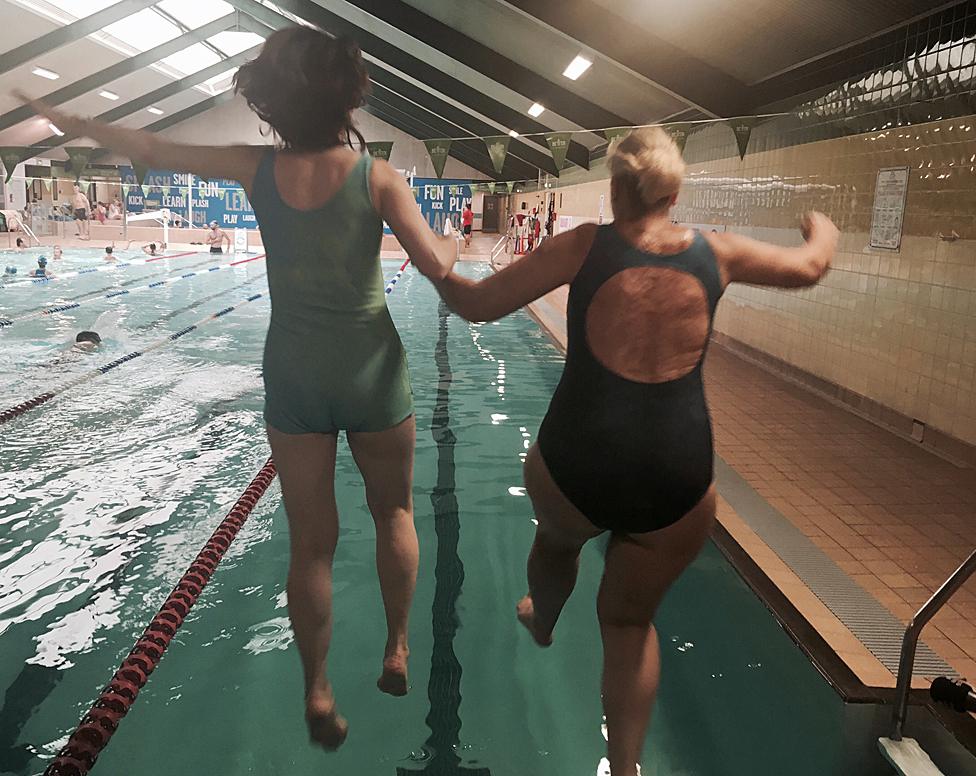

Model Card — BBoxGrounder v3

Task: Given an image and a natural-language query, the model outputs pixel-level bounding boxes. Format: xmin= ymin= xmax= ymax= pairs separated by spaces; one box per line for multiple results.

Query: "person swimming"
xmin=32 ymin=256 xmax=52 ymax=279
xmin=74 ymin=331 xmax=101 ymax=352
xmin=15 ymin=238 xmax=25 ymax=252
xmin=17 ymin=27 xmax=457 ymax=753
xmin=53 ymin=245 xmax=63 ymax=260
xmin=141 ymin=242 xmax=165 ymax=256
xmin=103 ymin=245 xmax=116 ymax=261
xmin=431 ymin=127 xmax=837 ymax=776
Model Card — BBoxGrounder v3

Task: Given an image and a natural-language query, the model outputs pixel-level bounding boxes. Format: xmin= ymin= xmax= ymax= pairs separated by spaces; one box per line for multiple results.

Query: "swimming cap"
xmin=209 ymin=221 xmax=217 ymax=227
xmin=4 ymin=266 xmax=15 ymax=274
xmin=38 ymin=256 xmax=47 ymax=266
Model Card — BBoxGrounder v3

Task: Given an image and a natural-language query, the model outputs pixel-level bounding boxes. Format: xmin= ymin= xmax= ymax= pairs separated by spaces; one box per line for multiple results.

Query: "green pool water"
xmin=1 ymin=256 xmax=863 ymax=775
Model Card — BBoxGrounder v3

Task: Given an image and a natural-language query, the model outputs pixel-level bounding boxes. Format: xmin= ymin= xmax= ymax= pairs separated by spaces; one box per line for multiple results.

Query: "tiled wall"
xmin=513 ymin=115 xmax=976 ymax=449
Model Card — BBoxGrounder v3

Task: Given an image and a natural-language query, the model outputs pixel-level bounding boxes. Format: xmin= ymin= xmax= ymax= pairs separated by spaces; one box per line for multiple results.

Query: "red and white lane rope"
xmin=0 ymin=255 xmax=265 ymax=328
xmin=44 ymin=458 xmax=279 ymax=776
xmin=1 ymin=251 xmax=201 ymax=287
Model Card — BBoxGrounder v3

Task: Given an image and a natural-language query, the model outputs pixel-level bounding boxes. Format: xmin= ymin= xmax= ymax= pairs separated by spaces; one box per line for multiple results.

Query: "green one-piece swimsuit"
xmin=250 ymin=150 xmax=413 ymax=434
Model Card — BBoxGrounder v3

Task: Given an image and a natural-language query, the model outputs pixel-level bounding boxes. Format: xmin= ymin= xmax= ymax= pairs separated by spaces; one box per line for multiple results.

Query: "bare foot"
xmin=377 ymin=647 xmax=409 ymax=696
xmin=517 ymin=595 xmax=553 ymax=647
xmin=305 ymin=692 xmax=348 ymax=751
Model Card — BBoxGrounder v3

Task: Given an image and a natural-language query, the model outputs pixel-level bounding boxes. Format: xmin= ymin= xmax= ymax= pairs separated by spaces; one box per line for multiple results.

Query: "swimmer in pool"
xmin=32 ymin=256 xmax=52 ymax=279
xmin=103 ymin=245 xmax=117 ymax=261
xmin=17 ymin=30 xmax=458 ymax=752
xmin=141 ymin=242 xmax=166 ymax=256
xmin=15 ymin=238 xmax=25 ymax=252
xmin=74 ymin=331 xmax=101 ymax=352
xmin=432 ymin=127 xmax=837 ymax=776
xmin=53 ymin=245 xmax=63 ymax=260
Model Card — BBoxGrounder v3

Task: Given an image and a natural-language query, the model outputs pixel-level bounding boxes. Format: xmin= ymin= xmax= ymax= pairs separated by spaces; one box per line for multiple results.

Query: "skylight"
xmin=103 ymin=9 xmax=181 ymax=51
xmin=159 ymin=43 xmax=222 ymax=76
xmin=156 ymin=0 xmax=234 ymax=29
xmin=201 ymin=66 xmax=240 ymax=94
xmin=207 ymin=31 xmax=265 ymax=57
xmin=31 ymin=66 xmax=60 ymax=80
xmin=528 ymin=102 xmax=545 ymax=117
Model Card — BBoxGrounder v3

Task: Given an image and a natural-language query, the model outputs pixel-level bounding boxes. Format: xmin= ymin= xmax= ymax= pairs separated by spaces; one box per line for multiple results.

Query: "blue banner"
xmin=120 ymin=166 xmax=257 ymax=229
xmin=415 ymin=178 xmax=472 ymax=234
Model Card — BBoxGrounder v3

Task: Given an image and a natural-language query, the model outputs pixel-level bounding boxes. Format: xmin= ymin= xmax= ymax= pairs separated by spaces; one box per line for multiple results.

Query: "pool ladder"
xmin=879 ymin=548 xmax=976 ymax=775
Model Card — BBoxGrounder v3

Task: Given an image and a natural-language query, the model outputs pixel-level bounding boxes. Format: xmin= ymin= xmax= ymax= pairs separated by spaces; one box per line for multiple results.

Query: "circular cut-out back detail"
xmin=585 ymin=266 xmax=709 ymax=383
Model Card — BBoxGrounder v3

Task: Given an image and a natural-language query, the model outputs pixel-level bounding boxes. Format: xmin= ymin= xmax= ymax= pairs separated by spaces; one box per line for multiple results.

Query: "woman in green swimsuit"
xmin=18 ymin=28 xmax=457 ymax=751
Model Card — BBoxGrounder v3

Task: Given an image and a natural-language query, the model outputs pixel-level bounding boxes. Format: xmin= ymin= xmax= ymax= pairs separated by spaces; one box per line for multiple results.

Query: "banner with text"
xmin=120 ymin=166 xmax=257 ymax=229
xmin=485 ymin=136 xmax=510 ymax=174
xmin=545 ymin=132 xmax=572 ymax=174
xmin=423 ymin=138 xmax=452 ymax=179
xmin=366 ymin=141 xmax=394 ymax=162
xmin=415 ymin=178 xmax=472 ymax=235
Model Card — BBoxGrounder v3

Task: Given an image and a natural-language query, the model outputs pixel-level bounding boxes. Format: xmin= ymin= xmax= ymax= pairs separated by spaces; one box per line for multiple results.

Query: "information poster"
xmin=869 ymin=166 xmax=909 ymax=250
xmin=120 ymin=166 xmax=257 ymax=229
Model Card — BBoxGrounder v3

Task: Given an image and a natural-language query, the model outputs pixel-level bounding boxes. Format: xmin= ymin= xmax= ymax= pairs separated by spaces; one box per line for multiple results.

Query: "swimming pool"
xmin=1 ymin=252 xmax=877 ymax=775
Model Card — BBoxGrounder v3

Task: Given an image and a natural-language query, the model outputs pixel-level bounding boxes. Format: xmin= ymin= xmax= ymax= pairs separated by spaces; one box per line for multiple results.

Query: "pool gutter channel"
xmin=509 ymin=270 xmax=976 ymax=758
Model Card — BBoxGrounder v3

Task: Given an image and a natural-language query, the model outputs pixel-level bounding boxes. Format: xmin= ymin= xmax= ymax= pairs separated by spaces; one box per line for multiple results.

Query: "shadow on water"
xmin=0 ymin=664 xmax=61 ymax=774
xmin=397 ymin=303 xmax=490 ymax=776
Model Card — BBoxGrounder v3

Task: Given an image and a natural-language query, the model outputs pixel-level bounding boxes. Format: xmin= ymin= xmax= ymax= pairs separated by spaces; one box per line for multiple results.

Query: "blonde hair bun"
xmin=608 ymin=127 xmax=686 ymax=211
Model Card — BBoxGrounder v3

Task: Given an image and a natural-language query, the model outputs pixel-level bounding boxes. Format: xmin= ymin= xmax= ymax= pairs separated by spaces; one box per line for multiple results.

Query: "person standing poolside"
xmin=431 ymin=127 xmax=838 ymax=776
xmin=206 ymin=220 xmax=231 ymax=253
xmin=72 ymin=183 xmax=91 ymax=239
xmin=461 ymin=203 xmax=474 ymax=248
xmin=17 ymin=28 xmax=457 ymax=753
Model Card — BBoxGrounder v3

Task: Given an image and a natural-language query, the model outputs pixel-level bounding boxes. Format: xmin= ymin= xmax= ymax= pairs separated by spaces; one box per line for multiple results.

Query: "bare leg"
xmin=598 ymin=487 xmax=715 ymax=776
xmin=348 ymin=415 xmax=418 ymax=697
xmin=518 ymin=444 xmax=601 ymax=646
xmin=266 ymin=425 xmax=347 ymax=750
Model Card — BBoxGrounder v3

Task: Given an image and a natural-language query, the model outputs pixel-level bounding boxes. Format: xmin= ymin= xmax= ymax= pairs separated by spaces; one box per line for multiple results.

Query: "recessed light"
xmin=147 ymin=106 xmax=164 ymax=115
xmin=508 ymin=130 xmax=519 ymax=138
xmin=528 ymin=102 xmax=545 ymax=118
xmin=99 ymin=90 xmax=119 ymax=100
xmin=562 ymin=55 xmax=592 ymax=80
xmin=49 ymin=122 xmax=64 ymax=136
xmin=32 ymin=67 xmax=60 ymax=80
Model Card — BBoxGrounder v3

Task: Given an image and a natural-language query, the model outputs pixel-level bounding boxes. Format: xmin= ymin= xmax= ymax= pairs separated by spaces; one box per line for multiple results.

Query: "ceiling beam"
xmin=227 ymin=0 xmax=564 ymax=175
xmin=31 ymin=44 xmax=265 ymax=153
xmin=0 ymin=13 xmax=241 ymax=134
xmin=505 ymin=0 xmax=751 ymax=118
xmin=339 ymin=0 xmax=632 ymax=136
xmin=367 ymin=91 xmax=536 ymax=180
xmin=224 ymin=0 xmax=590 ymax=169
xmin=0 ymin=0 xmax=158 ymax=75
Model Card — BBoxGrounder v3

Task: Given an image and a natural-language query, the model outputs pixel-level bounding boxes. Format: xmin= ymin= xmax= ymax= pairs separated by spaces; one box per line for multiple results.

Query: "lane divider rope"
xmin=1 ymin=251 xmax=202 ymax=288
xmin=0 ymin=255 xmax=266 ymax=328
xmin=385 ymin=258 xmax=410 ymax=295
xmin=43 ymin=457 xmax=279 ymax=776
xmin=0 ymin=289 xmax=266 ymax=426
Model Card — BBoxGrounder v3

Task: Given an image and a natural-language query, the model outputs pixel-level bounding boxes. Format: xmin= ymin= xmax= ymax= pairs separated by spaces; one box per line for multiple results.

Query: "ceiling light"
xmin=49 ymin=122 xmax=64 ymax=136
xmin=99 ymin=90 xmax=119 ymax=101
xmin=528 ymin=102 xmax=545 ymax=118
xmin=508 ymin=130 xmax=519 ymax=138
xmin=147 ymin=106 xmax=164 ymax=115
xmin=562 ymin=55 xmax=592 ymax=80
xmin=32 ymin=67 xmax=60 ymax=80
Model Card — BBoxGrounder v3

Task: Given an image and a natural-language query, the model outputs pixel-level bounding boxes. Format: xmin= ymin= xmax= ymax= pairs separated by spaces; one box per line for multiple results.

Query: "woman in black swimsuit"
xmin=433 ymin=127 xmax=838 ymax=776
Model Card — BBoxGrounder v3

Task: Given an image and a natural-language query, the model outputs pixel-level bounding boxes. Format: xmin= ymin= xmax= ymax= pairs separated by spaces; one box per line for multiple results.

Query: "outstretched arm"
xmin=433 ymin=223 xmax=595 ymax=322
xmin=707 ymin=211 xmax=838 ymax=288
xmin=371 ymin=160 xmax=458 ymax=280
xmin=15 ymin=91 xmax=263 ymax=192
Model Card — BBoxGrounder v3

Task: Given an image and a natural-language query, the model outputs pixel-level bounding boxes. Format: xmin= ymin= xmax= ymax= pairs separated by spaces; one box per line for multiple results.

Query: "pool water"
xmin=1 ymin=252 xmax=861 ymax=775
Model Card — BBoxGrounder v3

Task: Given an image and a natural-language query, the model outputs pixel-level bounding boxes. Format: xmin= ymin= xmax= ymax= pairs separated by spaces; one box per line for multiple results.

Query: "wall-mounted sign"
xmin=870 ymin=166 xmax=909 ymax=251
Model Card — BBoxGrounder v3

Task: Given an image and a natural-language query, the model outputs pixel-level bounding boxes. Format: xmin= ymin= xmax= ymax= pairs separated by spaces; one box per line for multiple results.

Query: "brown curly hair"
xmin=234 ymin=27 xmax=369 ymax=151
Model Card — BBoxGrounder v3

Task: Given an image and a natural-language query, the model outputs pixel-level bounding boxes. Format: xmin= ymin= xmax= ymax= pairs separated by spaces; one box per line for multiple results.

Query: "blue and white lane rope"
xmin=1 ymin=258 xmax=412 ymax=426
xmin=1 ymin=250 xmax=199 ymax=287
xmin=385 ymin=258 xmax=410 ymax=295
xmin=0 ymin=255 xmax=266 ymax=328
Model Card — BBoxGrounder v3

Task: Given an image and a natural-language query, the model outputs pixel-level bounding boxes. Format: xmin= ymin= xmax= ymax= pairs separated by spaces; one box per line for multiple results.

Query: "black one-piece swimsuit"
xmin=536 ymin=224 xmax=724 ymax=533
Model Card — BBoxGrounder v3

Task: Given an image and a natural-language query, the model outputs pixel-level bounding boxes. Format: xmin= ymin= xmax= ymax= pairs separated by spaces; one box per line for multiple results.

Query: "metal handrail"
xmin=890 ymin=548 xmax=976 ymax=740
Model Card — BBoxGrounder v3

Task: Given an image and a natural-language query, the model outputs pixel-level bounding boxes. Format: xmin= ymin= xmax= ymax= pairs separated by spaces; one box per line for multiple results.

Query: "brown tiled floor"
xmin=521 ymin=282 xmax=976 ymax=687
xmin=705 ymin=345 xmax=976 ymax=681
